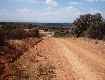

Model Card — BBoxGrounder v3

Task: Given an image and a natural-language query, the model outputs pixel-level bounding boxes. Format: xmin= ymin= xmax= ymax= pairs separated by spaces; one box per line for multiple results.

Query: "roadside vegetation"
xmin=53 ymin=13 xmax=105 ymax=40
xmin=71 ymin=13 xmax=105 ymax=40
xmin=0 ymin=25 xmax=40 ymax=80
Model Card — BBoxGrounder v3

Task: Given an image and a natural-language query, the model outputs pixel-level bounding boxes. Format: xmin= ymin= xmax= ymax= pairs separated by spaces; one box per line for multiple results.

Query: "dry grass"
xmin=0 ymin=38 xmax=42 ymax=80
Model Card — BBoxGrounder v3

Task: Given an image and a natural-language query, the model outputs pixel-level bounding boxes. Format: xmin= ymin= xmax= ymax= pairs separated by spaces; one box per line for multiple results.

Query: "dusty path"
xmin=11 ymin=37 xmax=105 ymax=80
xmin=54 ymin=38 xmax=105 ymax=80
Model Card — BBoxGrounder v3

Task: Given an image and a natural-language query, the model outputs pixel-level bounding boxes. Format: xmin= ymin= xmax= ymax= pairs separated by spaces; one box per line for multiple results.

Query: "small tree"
xmin=71 ymin=13 xmax=105 ymax=39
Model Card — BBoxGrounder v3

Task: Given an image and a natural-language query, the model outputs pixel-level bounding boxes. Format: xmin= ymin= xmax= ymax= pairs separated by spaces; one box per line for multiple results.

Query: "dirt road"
xmin=12 ymin=37 xmax=105 ymax=80
xmin=54 ymin=38 xmax=105 ymax=80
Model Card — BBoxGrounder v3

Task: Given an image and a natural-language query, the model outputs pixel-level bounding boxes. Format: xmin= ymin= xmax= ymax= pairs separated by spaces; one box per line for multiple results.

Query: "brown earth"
xmin=55 ymin=38 xmax=105 ymax=80
xmin=1 ymin=37 xmax=105 ymax=80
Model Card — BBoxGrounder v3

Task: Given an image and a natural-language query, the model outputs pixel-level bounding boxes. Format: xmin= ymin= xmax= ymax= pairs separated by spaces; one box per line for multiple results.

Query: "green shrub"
xmin=54 ymin=31 xmax=66 ymax=37
xmin=71 ymin=13 xmax=105 ymax=40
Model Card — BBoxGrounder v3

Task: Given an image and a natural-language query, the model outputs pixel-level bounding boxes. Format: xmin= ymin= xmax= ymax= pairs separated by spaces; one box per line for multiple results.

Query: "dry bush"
xmin=29 ymin=28 xmax=40 ymax=37
xmin=0 ymin=25 xmax=41 ymax=80
xmin=0 ymin=38 xmax=42 ymax=80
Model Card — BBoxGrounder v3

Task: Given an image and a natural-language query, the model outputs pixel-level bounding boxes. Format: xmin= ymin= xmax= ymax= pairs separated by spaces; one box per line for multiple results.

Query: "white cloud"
xmin=0 ymin=7 xmax=80 ymax=22
xmin=16 ymin=8 xmax=33 ymax=17
xmin=0 ymin=9 xmax=8 ymax=16
xmin=0 ymin=6 xmax=104 ymax=23
xmin=46 ymin=0 xmax=58 ymax=9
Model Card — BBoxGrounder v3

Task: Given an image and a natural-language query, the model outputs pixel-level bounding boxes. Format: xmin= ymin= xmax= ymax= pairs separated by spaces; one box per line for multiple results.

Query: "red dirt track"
xmin=1 ymin=37 xmax=105 ymax=80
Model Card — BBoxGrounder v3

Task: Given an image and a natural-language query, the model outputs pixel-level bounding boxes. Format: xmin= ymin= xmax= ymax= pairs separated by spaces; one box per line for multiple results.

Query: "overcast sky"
xmin=0 ymin=0 xmax=105 ymax=23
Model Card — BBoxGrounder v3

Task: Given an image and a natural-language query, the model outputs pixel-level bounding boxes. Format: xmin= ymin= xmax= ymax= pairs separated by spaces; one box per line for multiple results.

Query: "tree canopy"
xmin=71 ymin=13 xmax=105 ymax=40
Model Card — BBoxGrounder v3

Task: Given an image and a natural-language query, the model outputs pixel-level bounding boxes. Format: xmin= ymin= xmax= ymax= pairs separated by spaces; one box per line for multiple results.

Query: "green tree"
xmin=71 ymin=13 xmax=105 ymax=39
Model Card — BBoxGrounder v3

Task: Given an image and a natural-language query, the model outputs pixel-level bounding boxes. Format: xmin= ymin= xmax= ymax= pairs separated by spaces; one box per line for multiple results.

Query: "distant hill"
xmin=32 ymin=23 xmax=71 ymax=28
xmin=0 ymin=22 xmax=71 ymax=28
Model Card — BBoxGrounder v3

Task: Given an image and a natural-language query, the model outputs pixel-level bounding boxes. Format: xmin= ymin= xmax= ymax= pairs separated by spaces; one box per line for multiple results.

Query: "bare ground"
xmin=55 ymin=38 xmax=105 ymax=80
xmin=1 ymin=37 xmax=105 ymax=80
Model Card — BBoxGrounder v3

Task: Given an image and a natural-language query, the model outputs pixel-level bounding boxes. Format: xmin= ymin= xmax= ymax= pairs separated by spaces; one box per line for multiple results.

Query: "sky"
xmin=0 ymin=0 xmax=105 ymax=23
